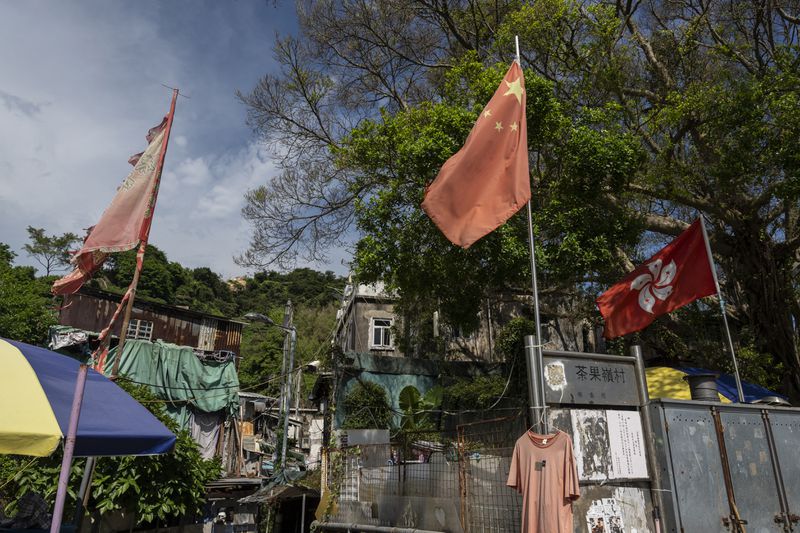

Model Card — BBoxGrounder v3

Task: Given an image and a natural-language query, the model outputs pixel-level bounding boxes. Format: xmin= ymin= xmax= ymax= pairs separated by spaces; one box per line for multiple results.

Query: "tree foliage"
xmin=398 ymin=385 xmax=443 ymax=432
xmin=241 ymin=0 xmax=800 ymax=398
xmin=91 ymin=380 xmax=221 ymax=524
xmin=0 ymin=243 xmax=56 ymax=344
xmin=341 ymin=381 xmax=393 ymax=429
xmin=22 ymin=226 xmax=80 ymax=276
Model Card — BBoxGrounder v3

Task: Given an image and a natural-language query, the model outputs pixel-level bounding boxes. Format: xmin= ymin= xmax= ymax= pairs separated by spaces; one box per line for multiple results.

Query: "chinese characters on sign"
xmin=543 ymin=357 xmax=639 ymax=406
xmin=575 ymin=365 xmax=626 ymax=384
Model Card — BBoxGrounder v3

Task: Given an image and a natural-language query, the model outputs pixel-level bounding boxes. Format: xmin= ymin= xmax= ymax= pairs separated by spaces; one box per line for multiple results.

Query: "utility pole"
xmin=280 ymin=302 xmax=296 ymax=476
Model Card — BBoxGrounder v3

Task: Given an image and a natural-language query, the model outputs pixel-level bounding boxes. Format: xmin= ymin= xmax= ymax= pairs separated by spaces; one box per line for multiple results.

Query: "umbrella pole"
xmin=51 ymin=364 xmax=89 ymax=533
xmin=73 ymin=456 xmax=97 ymax=531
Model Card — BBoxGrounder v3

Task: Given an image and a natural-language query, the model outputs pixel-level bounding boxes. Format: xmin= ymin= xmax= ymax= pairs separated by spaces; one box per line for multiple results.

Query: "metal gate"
xmin=651 ymin=400 xmax=800 ymax=532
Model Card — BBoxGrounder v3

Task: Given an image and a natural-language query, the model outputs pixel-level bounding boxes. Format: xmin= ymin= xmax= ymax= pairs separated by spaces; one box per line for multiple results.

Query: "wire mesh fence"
xmin=321 ymin=410 xmax=527 ymax=532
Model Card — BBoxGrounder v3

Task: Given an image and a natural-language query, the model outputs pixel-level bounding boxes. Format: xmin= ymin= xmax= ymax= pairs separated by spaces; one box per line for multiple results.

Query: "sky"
xmin=0 ymin=1 xmax=350 ymax=279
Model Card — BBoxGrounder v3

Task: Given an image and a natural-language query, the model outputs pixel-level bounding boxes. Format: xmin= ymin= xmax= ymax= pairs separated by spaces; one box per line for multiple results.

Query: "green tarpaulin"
xmin=105 ymin=339 xmax=240 ymax=428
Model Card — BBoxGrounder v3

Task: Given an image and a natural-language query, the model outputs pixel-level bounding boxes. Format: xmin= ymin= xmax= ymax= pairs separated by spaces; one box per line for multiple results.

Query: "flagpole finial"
xmin=515 ymin=35 xmax=521 ymax=64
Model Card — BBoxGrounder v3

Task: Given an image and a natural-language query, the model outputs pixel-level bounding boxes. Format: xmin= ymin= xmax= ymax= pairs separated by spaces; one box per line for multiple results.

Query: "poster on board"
xmin=571 ymin=409 xmax=612 ymax=481
xmin=585 ymin=498 xmax=626 ymax=532
xmin=606 ymin=410 xmax=648 ymax=479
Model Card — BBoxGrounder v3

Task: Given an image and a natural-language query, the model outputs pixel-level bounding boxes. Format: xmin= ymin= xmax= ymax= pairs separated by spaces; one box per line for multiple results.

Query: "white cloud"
xmin=173 ymin=157 xmax=214 ymax=187
xmin=148 ymin=143 xmax=276 ymax=275
xmin=0 ymin=1 xmax=351 ymax=279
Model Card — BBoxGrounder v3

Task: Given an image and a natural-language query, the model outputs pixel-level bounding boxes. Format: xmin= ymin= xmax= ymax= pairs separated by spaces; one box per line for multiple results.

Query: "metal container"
xmin=682 ymin=373 xmax=720 ymax=402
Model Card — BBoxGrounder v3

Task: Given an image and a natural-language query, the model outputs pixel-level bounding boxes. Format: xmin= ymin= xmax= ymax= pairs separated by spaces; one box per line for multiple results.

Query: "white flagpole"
xmin=516 ymin=37 xmax=541 ymax=345
xmin=699 ymin=216 xmax=745 ymax=402
xmin=516 ymin=36 xmax=548 ymax=432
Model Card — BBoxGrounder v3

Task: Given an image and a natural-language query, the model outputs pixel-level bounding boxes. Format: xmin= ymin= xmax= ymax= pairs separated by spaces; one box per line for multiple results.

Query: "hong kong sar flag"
xmin=596 ymin=219 xmax=718 ymax=338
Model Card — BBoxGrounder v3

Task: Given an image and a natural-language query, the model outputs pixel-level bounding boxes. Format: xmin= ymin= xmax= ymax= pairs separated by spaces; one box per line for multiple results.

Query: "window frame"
xmin=369 ymin=317 xmax=393 ymax=350
xmin=126 ymin=318 xmax=154 ymax=341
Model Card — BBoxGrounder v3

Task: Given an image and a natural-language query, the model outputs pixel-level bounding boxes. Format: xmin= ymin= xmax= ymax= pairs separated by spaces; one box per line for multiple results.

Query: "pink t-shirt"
xmin=506 ymin=430 xmax=580 ymax=533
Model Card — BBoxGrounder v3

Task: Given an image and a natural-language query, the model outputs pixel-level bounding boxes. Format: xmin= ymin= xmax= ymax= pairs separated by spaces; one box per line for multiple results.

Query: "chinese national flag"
xmin=422 ymin=62 xmax=530 ymax=248
xmin=52 ymin=118 xmax=169 ymax=295
xmin=596 ymin=219 xmax=717 ymax=338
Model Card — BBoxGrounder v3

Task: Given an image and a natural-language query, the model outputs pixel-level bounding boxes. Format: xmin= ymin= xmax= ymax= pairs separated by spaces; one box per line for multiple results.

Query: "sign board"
xmin=542 ymin=355 xmax=639 ymax=406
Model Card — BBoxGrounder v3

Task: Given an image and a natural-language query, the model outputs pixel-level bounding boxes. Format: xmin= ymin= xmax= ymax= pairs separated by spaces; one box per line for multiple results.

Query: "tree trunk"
xmin=725 ymin=223 xmax=800 ymax=401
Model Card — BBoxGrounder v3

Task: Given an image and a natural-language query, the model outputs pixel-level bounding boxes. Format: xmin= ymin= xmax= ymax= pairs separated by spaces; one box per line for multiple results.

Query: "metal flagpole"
xmin=111 ymin=88 xmax=179 ymax=378
xmin=516 ymin=35 xmax=548 ymax=433
xmin=699 ymin=216 xmax=745 ymax=403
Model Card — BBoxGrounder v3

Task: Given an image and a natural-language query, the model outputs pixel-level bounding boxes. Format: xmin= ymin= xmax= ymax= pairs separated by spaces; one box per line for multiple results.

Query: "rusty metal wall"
xmin=769 ymin=411 xmax=800 ymax=525
xmin=651 ymin=404 xmax=730 ymax=532
xmin=720 ymin=410 xmax=785 ymax=530
xmin=60 ymin=292 xmax=242 ymax=353
xmin=651 ymin=400 xmax=800 ymax=532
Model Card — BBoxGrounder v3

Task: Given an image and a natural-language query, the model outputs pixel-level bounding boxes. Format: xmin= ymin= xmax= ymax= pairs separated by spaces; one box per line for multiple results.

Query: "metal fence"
xmin=320 ymin=413 xmax=526 ymax=532
xmin=456 ymin=416 xmax=525 ymax=532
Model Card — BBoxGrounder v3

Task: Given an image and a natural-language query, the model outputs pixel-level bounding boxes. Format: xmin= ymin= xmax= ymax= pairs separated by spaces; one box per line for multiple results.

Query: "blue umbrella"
xmin=1 ymin=338 xmax=176 ymax=533
xmin=0 ymin=338 xmax=176 ymax=456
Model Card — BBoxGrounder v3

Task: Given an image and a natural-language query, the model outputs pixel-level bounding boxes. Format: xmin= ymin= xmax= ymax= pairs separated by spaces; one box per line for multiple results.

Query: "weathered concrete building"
xmin=333 ymin=279 xmax=601 ymax=362
xmin=334 ymin=281 xmax=401 ymax=356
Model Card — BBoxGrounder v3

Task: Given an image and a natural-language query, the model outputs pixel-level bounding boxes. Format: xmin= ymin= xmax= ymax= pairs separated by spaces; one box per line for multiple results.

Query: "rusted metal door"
xmin=663 ymin=405 xmax=731 ymax=530
xmin=718 ymin=410 xmax=785 ymax=532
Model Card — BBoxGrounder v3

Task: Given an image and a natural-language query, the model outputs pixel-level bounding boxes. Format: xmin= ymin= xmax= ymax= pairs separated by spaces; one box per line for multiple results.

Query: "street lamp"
xmin=244 ymin=312 xmax=297 ymax=481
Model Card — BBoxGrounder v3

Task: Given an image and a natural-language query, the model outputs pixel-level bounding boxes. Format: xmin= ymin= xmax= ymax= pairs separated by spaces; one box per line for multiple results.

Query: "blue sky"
xmin=0 ymin=1 xmax=350 ymax=278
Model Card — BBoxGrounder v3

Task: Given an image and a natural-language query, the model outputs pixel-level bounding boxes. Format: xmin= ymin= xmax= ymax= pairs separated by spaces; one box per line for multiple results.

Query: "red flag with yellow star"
xmin=422 ymin=61 xmax=529 ymax=248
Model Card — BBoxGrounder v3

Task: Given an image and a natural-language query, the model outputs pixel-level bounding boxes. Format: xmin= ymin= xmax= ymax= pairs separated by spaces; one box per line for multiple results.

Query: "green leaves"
xmin=341 ymin=381 xmax=393 ymax=430
xmin=399 ymin=386 xmax=443 ymax=432
xmin=90 ymin=382 xmax=222 ymax=525
xmin=22 ymin=226 xmax=80 ymax=276
xmin=0 ymin=246 xmax=56 ymax=345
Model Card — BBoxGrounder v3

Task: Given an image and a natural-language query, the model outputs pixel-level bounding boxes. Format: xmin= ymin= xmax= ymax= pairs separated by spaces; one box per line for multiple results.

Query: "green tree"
xmin=398 ymin=385 xmax=443 ymax=432
xmin=238 ymin=300 xmax=339 ymax=401
xmin=341 ymin=381 xmax=393 ymax=430
xmin=0 ymin=244 xmax=55 ymax=344
xmin=90 ymin=380 xmax=221 ymax=525
xmin=241 ymin=1 xmax=800 ymax=398
xmin=102 ymin=244 xmax=175 ymax=304
xmin=22 ymin=226 xmax=80 ymax=276
xmin=0 ymin=243 xmax=15 ymax=265
xmin=237 ymin=319 xmax=285 ymax=396
xmin=235 ymin=269 xmax=343 ymax=313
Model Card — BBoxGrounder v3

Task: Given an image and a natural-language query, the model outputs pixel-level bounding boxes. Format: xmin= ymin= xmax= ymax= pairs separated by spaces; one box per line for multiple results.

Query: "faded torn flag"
xmin=52 ymin=118 xmax=168 ymax=295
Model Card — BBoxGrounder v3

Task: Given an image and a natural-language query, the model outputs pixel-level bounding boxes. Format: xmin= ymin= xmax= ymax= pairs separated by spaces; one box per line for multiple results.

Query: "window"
xmin=126 ymin=319 xmax=153 ymax=341
xmin=370 ymin=318 xmax=393 ymax=349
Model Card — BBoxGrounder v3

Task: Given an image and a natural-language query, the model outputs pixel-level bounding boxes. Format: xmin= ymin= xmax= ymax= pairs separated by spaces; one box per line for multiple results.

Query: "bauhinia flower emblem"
xmin=631 ymin=259 xmax=677 ymax=313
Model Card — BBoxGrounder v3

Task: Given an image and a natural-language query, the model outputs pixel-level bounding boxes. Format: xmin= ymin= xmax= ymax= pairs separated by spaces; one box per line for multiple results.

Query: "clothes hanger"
xmin=526 ymin=407 xmax=559 ymax=436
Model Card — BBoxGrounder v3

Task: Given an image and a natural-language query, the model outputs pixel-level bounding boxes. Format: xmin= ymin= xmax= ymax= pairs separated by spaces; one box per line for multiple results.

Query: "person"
xmin=213 ymin=511 xmax=227 ymax=524
xmin=591 ymin=517 xmax=605 ymax=533
xmin=0 ymin=491 xmax=51 ymax=530
xmin=610 ymin=516 xmax=622 ymax=533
